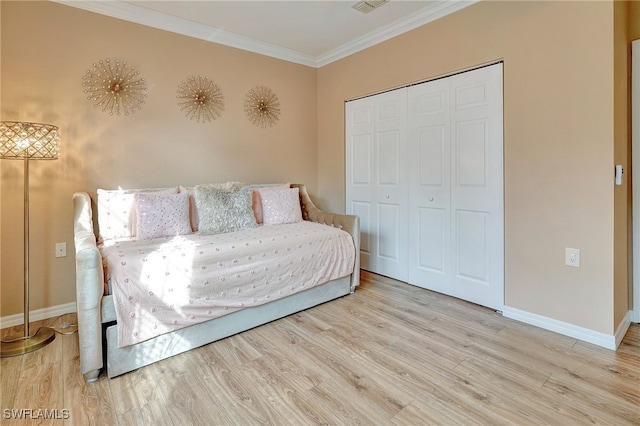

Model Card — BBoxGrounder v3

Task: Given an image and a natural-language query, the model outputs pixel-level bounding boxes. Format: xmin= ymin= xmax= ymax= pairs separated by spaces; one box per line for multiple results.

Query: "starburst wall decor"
xmin=176 ymin=76 xmax=225 ymax=123
xmin=244 ymin=86 xmax=281 ymax=128
xmin=82 ymin=59 xmax=148 ymax=116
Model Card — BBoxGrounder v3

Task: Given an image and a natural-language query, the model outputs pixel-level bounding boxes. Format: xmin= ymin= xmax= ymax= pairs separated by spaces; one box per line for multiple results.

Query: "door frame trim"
xmin=632 ymin=39 xmax=640 ymax=323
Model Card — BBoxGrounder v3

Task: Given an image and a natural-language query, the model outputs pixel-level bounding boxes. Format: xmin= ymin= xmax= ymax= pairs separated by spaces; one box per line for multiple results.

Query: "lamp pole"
xmin=23 ymin=156 xmax=30 ymax=339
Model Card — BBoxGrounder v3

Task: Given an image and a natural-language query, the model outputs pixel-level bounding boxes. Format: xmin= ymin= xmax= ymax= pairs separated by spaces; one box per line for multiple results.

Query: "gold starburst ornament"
xmin=176 ymin=76 xmax=225 ymax=123
xmin=244 ymin=86 xmax=280 ymax=128
xmin=82 ymin=59 xmax=148 ymax=116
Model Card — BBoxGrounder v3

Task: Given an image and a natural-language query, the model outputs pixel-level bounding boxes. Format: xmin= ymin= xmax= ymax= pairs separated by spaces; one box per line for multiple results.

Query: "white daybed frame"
xmin=73 ymin=184 xmax=360 ymax=382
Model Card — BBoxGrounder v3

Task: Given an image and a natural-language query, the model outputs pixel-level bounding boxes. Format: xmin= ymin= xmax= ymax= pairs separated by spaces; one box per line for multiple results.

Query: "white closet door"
xmin=449 ymin=64 xmax=503 ymax=310
xmin=375 ymin=89 xmax=409 ymax=281
xmin=348 ymin=63 xmax=503 ymax=310
xmin=346 ymin=96 xmax=376 ymax=271
xmin=407 ymin=77 xmax=452 ymax=295
xmin=408 ymin=63 xmax=503 ymax=310
xmin=346 ymin=88 xmax=408 ymax=281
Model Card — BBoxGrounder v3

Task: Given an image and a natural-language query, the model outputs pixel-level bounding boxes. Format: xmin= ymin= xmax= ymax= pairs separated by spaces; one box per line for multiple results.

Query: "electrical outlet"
xmin=565 ymin=247 xmax=580 ymax=267
xmin=55 ymin=242 xmax=67 ymax=258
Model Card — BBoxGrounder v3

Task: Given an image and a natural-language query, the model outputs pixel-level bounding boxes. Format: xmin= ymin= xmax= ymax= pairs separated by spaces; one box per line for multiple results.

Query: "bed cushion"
xmin=194 ymin=185 xmax=256 ymax=234
xmin=259 ymin=187 xmax=303 ymax=225
xmin=134 ymin=191 xmax=191 ymax=240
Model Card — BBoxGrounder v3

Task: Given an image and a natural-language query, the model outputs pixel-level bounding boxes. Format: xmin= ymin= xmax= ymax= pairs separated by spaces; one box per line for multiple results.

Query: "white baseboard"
xmin=0 ymin=302 xmax=77 ymax=329
xmin=614 ymin=310 xmax=632 ymax=348
xmin=502 ymin=306 xmax=632 ymax=350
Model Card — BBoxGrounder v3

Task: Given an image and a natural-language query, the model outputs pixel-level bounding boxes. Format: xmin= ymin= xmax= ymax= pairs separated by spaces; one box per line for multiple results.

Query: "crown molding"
xmin=316 ymin=0 xmax=478 ymax=67
xmin=52 ymin=0 xmax=477 ymax=69
xmin=52 ymin=0 xmax=319 ymax=67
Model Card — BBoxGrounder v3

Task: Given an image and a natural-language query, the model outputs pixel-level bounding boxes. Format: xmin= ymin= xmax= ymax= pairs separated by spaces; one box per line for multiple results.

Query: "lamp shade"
xmin=0 ymin=121 xmax=60 ymax=160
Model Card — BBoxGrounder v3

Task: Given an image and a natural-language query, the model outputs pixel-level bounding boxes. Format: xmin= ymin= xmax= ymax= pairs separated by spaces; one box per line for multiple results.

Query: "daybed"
xmin=73 ymin=183 xmax=360 ymax=382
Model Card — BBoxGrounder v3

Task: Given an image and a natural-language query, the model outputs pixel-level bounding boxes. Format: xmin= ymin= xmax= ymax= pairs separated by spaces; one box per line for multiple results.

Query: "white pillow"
xmin=97 ymin=187 xmax=178 ymax=241
xmin=259 ymin=187 xmax=303 ymax=225
xmin=194 ymin=185 xmax=257 ymax=234
xmin=134 ymin=191 xmax=191 ymax=240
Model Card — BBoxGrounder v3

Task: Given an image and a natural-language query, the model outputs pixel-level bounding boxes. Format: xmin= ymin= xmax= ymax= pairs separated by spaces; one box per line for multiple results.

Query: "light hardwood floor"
xmin=2 ymin=271 xmax=639 ymax=425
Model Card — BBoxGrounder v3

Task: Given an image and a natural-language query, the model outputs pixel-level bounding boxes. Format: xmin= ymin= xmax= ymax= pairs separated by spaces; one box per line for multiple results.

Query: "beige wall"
xmin=1 ymin=1 xmax=317 ymax=316
xmin=317 ymin=1 xmax=623 ymax=335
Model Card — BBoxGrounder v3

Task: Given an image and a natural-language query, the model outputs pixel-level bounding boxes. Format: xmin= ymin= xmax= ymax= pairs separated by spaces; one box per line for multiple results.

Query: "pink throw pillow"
xmin=134 ymin=191 xmax=191 ymax=240
xmin=252 ymin=183 xmax=290 ymax=224
xmin=259 ymin=187 xmax=302 ymax=225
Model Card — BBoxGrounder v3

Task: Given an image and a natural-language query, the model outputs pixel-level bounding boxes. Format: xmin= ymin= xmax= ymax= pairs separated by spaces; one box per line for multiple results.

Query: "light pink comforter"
xmin=100 ymin=221 xmax=355 ymax=347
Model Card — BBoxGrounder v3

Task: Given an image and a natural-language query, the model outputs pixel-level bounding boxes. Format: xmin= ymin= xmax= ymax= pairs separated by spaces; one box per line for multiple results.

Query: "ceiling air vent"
xmin=352 ymin=0 xmax=389 ymax=14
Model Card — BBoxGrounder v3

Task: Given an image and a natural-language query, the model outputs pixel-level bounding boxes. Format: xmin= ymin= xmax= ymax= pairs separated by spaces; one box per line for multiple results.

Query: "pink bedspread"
xmin=100 ymin=221 xmax=355 ymax=347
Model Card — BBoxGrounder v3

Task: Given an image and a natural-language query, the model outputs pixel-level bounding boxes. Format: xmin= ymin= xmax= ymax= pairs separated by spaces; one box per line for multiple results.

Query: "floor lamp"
xmin=0 ymin=121 xmax=60 ymax=357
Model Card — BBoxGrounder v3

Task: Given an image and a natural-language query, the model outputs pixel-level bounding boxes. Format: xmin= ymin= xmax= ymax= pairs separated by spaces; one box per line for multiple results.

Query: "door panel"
xmin=456 ymin=119 xmax=488 ymax=187
xmin=374 ymin=90 xmax=408 ymax=281
xmin=377 ymin=130 xmax=400 ymax=185
xmin=408 ymin=77 xmax=451 ymax=292
xmin=378 ymin=203 xmax=401 ymax=261
xmin=455 ymin=209 xmax=489 ymax=282
xmin=418 ymin=207 xmax=446 ymax=273
xmin=346 ymin=97 xmax=375 ymax=271
xmin=351 ymin=134 xmax=373 ymax=185
xmin=419 ymin=125 xmax=446 ymax=186
xmin=409 ymin=63 xmax=503 ymax=310
xmin=455 ymin=81 xmax=489 ymax=110
xmin=450 ymin=64 xmax=504 ymax=310
xmin=346 ymin=89 xmax=408 ymax=281
xmin=351 ymin=201 xmax=372 ymax=257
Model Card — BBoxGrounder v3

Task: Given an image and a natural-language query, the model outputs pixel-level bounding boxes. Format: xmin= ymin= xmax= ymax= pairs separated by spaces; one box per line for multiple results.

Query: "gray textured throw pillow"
xmin=194 ymin=185 xmax=257 ymax=234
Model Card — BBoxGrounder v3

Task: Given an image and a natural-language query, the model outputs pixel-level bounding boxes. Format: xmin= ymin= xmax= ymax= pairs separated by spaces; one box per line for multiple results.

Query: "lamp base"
xmin=0 ymin=327 xmax=56 ymax=357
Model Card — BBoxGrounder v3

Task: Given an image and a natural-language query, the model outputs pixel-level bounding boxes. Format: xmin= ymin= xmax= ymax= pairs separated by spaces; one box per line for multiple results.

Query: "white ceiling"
xmin=54 ymin=0 xmax=476 ymax=67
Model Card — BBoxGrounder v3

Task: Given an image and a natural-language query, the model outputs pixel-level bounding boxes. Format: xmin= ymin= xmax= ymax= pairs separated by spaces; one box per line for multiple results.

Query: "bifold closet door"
xmin=408 ymin=63 xmax=504 ymax=310
xmin=346 ymin=88 xmax=408 ymax=281
xmin=407 ymin=77 xmax=452 ymax=297
xmin=347 ymin=63 xmax=503 ymax=310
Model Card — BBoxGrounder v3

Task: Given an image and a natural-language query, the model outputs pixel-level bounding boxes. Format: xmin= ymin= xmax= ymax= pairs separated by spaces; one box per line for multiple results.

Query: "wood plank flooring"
xmin=2 ymin=271 xmax=639 ymax=425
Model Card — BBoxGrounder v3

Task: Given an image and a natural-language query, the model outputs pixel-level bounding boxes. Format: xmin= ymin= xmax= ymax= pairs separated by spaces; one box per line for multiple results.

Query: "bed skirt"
xmin=105 ymin=275 xmax=351 ymax=378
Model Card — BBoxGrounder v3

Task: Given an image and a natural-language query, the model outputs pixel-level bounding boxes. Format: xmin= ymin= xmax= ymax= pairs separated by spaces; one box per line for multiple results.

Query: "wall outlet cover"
xmin=565 ymin=247 xmax=580 ymax=267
